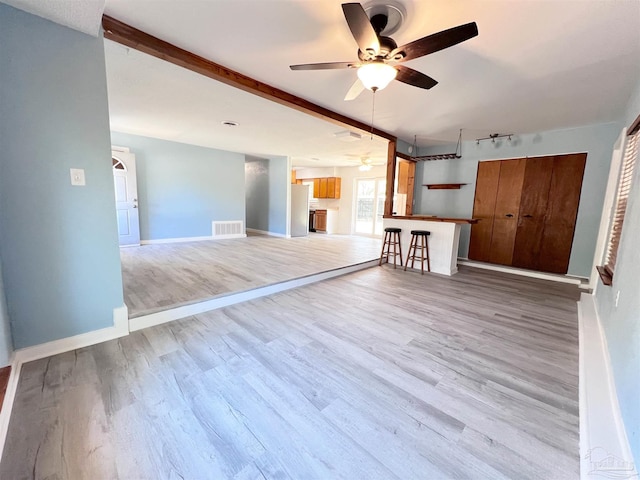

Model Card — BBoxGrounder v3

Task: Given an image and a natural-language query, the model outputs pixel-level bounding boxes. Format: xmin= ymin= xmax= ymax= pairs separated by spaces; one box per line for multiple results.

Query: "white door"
xmin=112 ymin=148 xmax=140 ymax=246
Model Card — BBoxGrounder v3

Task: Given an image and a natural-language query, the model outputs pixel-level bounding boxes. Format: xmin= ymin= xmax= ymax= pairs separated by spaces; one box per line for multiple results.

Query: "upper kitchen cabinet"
xmin=313 ymin=177 xmax=341 ymax=199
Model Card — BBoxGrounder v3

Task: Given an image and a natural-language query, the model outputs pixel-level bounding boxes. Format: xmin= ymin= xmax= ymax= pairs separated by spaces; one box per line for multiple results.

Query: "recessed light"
xmin=222 ymin=121 xmax=239 ymax=127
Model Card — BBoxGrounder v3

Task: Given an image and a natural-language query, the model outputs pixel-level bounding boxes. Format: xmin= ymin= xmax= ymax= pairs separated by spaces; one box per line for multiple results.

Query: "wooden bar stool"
xmin=379 ymin=227 xmax=403 ymax=268
xmin=405 ymin=230 xmax=431 ymax=274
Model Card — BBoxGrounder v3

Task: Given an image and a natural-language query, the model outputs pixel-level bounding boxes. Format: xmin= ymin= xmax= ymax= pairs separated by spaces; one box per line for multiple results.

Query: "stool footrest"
xmin=404 ymin=232 xmax=431 ymax=274
xmin=379 ymin=229 xmax=403 ymax=269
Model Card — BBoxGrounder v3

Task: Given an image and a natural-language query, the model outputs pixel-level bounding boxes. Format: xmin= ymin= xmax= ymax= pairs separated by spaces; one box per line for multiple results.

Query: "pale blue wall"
xmin=267 ymin=156 xmax=289 ymax=235
xmin=110 ymin=132 xmax=246 ymax=240
xmin=245 ymin=157 xmax=270 ymax=232
xmin=396 ymin=138 xmax=413 ymax=156
xmin=0 ymin=4 xmax=124 ymax=348
xmin=595 ymin=79 xmax=640 ymax=464
xmin=415 ymin=122 xmax=621 ymax=277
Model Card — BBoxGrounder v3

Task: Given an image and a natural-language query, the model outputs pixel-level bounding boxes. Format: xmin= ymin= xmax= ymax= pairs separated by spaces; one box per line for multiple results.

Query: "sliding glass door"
xmin=354 ymin=178 xmax=386 ymax=236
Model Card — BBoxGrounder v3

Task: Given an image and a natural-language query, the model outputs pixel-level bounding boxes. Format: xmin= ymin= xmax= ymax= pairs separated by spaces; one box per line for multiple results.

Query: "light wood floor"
xmin=1 ymin=266 xmax=581 ymax=479
xmin=121 ymin=234 xmax=382 ymax=317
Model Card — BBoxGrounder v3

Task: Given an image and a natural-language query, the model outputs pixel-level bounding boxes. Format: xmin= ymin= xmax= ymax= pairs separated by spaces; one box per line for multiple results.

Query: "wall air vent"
xmin=212 ymin=221 xmax=245 ymax=239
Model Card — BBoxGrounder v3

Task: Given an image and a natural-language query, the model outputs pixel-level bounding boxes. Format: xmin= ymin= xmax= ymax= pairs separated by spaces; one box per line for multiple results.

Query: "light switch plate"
xmin=70 ymin=168 xmax=86 ymax=186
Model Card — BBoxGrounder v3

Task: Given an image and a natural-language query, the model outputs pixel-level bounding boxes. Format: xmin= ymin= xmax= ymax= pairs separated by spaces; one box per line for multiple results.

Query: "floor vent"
xmin=212 ymin=221 xmax=245 ymax=239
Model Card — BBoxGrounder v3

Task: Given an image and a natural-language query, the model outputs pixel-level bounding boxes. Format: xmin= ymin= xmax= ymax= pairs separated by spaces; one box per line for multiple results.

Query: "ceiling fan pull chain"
xmin=370 ymin=89 xmax=376 ymax=140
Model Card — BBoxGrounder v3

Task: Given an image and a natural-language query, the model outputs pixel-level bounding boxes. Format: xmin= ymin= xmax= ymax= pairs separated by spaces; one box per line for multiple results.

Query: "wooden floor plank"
xmin=121 ymin=234 xmax=382 ymax=317
xmin=1 ymin=265 xmax=580 ymax=479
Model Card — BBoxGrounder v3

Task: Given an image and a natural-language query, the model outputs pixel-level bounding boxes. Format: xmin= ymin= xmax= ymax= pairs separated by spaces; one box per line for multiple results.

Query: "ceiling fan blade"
xmin=290 ymin=61 xmax=358 ymax=71
xmin=388 ymin=22 xmax=478 ymax=63
xmin=395 ymin=66 xmax=438 ymax=89
xmin=342 ymin=3 xmax=380 ymax=56
xmin=344 ymin=78 xmax=365 ymax=101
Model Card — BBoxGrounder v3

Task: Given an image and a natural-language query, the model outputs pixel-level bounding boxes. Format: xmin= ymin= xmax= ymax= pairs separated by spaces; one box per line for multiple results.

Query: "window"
xmin=112 ymin=157 xmax=126 ymax=170
xmin=597 ymin=115 xmax=640 ymax=285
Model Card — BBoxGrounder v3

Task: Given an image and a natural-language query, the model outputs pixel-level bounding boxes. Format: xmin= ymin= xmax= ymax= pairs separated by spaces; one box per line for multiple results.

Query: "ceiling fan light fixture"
xmin=358 ymin=164 xmax=373 ymax=171
xmin=357 ymin=62 xmax=397 ymax=91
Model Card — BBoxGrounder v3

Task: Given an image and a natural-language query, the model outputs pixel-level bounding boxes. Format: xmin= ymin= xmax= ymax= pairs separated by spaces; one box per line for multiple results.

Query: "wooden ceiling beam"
xmin=102 ymin=15 xmax=396 ymax=143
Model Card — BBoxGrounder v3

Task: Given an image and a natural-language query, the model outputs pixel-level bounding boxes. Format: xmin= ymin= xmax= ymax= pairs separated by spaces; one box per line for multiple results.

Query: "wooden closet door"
xmin=537 ymin=153 xmax=587 ymax=273
xmin=489 ymin=159 xmax=526 ymax=265
xmin=512 ymin=156 xmax=553 ymax=270
xmin=469 ymin=161 xmax=501 ymax=262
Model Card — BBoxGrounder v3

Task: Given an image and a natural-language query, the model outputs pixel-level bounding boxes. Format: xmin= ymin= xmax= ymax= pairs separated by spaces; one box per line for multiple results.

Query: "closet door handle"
xmin=505 ymin=214 xmax=514 ymax=217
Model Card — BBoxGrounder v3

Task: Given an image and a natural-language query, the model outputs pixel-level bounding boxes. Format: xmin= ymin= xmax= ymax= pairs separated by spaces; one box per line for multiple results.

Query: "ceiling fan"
xmin=290 ymin=2 xmax=478 ymax=100
xmin=345 ymin=153 xmax=385 ymax=170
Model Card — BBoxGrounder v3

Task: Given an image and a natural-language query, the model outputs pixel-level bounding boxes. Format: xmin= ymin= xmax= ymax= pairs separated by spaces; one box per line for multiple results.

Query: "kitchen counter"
xmin=382 ymin=217 xmax=473 ymax=275
xmin=383 ymin=215 xmax=478 ymax=224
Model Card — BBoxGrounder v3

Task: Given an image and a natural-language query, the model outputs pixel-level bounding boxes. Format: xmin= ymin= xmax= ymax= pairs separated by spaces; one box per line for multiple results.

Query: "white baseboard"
xmin=578 ymin=293 xmax=637 ymax=479
xmin=0 ymin=304 xmax=129 ymax=461
xmin=213 ymin=234 xmax=247 ymax=239
xmin=12 ymin=304 xmax=129 ymax=365
xmin=246 ymin=228 xmax=289 ymax=238
xmin=458 ymin=258 xmax=587 ymax=285
xmin=130 ymin=259 xmax=379 ymax=332
xmin=141 ymin=236 xmax=212 ymax=245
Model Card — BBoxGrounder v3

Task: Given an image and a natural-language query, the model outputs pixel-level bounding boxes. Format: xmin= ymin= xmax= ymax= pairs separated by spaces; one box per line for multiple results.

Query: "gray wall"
xmin=111 ymin=132 xmax=246 ymax=240
xmin=0 ymin=4 xmax=124 ymax=348
xmin=245 ymin=156 xmax=288 ymax=235
xmin=416 ymin=122 xmax=621 ymax=277
xmin=268 ymin=156 xmax=289 ymax=236
xmin=245 ymin=157 xmax=271 ymax=232
xmin=595 ymin=79 xmax=640 ymax=464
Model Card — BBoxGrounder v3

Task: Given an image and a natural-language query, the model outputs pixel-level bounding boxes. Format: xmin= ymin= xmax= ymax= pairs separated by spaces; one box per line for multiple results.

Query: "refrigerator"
xmin=290 ymin=184 xmax=310 ymax=237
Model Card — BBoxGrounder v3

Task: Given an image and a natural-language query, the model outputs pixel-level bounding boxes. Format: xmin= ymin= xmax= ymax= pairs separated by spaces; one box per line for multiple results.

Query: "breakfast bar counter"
xmin=382 ymin=215 xmax=478 ymax=275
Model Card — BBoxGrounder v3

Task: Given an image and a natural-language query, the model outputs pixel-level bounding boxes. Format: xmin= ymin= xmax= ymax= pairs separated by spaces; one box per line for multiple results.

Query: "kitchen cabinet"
xmin=319 ymin=178 xmax=328 ymax=198
xmin=314 ymin=209 xmax=339 ymax=233
xmin=468 ymin=153 xmax=586 ymax=274
xmin=312 ymin=177 xmax=341 ymax=199
xmin=315 ymin=210 xmax=327 ymax=232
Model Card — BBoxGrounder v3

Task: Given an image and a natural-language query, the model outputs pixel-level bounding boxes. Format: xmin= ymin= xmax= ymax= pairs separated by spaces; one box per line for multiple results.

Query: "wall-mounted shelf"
xmin=423 ymin=183 xmax=468 ymax=190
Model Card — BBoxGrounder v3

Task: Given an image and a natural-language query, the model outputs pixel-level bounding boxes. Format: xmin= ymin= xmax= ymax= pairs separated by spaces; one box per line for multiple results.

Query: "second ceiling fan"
xmin=290 ymin=2 xmax=478 ymax=100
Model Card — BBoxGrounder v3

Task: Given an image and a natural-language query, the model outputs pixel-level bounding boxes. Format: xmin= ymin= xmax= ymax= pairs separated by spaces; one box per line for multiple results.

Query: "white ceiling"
xmin=104 ymin=40 xmax=389 ymax=167
xmin=5 ymin=0 xmax=640 ymax=161
xmin=1 ymin=0 xmax=105 ymax=36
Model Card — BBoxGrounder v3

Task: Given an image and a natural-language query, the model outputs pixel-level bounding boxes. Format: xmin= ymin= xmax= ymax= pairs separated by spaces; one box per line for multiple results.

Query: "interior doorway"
xmin=354 ymin=177 xmax=386 ymax=236
xmin=112 ymin=147 xmax=140 ymax=246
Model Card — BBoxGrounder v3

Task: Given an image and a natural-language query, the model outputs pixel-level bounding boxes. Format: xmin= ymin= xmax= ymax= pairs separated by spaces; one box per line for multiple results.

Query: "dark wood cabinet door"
xmin=489 ymin=159 xmax=526 ymax=265
xmin=512 ymin=156 xmax=554 ymax=270
xmin=469 ymin=161 xmax=501 ymax=262
xmin=537 ymin=153 xmax=587 ymax=273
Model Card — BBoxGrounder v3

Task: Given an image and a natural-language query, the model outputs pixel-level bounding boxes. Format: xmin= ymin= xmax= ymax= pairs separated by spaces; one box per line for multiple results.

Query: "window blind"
xmin=598 ymin=128 xmax=639 ymax=285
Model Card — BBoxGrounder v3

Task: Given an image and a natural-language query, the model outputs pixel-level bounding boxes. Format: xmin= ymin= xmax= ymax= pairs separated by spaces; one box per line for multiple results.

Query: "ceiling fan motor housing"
xmin=358 ymin=35 xmax=399 ymax=61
